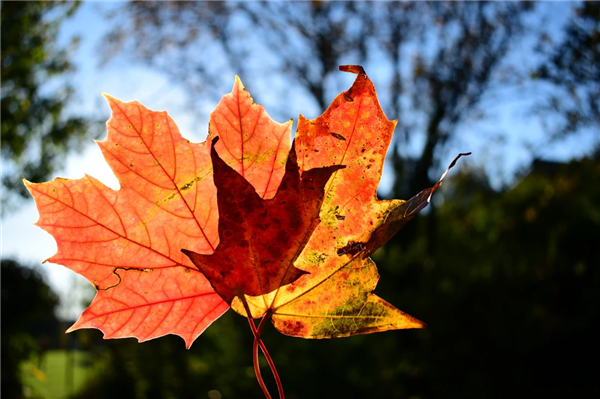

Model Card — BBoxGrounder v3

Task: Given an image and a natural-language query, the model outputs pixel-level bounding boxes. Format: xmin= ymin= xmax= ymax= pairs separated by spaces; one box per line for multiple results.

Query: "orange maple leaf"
xmin=24 ymin=77 xmax=292 ymax=348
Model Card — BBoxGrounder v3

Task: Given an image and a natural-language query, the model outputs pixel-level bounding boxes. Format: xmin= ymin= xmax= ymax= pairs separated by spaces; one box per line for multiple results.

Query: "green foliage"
xmin=20 ymin=350 xmax=93 ymax=399
xmin=1 ymin=1 xmax=89 ymax=211
xmin=372 ymin=154 xmax=600 ymax=398
xmin=1 ymin=259 xmax=60 ymax=399
xmin=73 ymin=311 xmax=260 ymax=399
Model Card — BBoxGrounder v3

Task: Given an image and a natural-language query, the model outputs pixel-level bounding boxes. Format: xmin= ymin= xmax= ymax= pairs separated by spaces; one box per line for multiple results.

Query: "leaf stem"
xmin=255 ymin=312 xmax=285 ymax=399
xmin=241 ymin=297 xmax=285 ymax=399
xmin=246 ymin=315 xmax=272 ymax=399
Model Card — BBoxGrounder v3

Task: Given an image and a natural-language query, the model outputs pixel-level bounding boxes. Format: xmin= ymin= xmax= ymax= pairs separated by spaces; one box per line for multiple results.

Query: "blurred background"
xmin=2 ymin=1 xmax=599 ymax=398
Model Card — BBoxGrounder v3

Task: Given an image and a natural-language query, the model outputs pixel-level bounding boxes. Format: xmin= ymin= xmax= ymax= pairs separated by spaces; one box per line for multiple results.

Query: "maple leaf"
xmin=182 ymin=138 xmax=343 ymax=303
xmin=25 ymin=65 xmax=468 ymax=399
xmin=24 ymin=77 xmax=292 ymax=348
xmin=229 ymin=65 xmax=469 ymax=338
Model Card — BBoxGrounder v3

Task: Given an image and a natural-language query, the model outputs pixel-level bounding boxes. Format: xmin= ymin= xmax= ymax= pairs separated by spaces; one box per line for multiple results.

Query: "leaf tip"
xmin=22 ymin=178 xmax=40 ymax=199
xmin=101 ymin=93 xmax=123 ymax=110
xmin=339 ymin=65 xmax=366 ymax=75
xmin=407 ymin=316 xmax=427 ymax=330
xmin=233 ymin=74 xmax=245 ymax=91
xmin=210 ymin=136 xmax=220 ymax=154
xmin=65 ymin=319 xmax=82 ymax=334
xmin=428 ymin=151 xmax=472 ymax=202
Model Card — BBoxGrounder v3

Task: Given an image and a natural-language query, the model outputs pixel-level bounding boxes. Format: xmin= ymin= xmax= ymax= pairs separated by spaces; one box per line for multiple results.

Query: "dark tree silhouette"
xmin=1 ymin=259 xmax=60 ymax=399
xmin=1 ymin=1 xmax=90 ymax=211
xmin=102 ymin=1 xmax=531 ymax=198
xmin=535 ymin=1 xmax=600 ymax=137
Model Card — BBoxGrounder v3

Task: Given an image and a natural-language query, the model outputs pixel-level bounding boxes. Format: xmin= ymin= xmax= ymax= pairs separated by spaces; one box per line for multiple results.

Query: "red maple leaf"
xmin=182 ymin=137 xmax=343 ymax=303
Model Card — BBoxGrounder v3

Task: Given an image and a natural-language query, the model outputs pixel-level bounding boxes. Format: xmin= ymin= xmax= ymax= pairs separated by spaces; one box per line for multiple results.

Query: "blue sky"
xmin=2 ymin=1 xmax=596 ymax=319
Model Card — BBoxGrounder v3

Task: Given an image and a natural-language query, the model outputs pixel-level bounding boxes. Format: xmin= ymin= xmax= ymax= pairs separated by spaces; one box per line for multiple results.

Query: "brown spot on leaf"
xmin=283 ymin=320 xmax=306 ymax=335
xmin=337 ymin=241 xmax=366 ymax=257
xmin=330 ymin=132 xmax=346 ymax=141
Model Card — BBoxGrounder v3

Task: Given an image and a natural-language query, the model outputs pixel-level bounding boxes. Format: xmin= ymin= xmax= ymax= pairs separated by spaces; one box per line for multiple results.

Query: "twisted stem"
xmin=241 ymin=297 xmax=285 ymax=399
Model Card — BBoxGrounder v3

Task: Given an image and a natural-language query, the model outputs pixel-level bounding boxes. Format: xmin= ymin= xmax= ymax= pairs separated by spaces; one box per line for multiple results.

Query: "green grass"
xmin=20 ymin=350 xmax=93 ymax=399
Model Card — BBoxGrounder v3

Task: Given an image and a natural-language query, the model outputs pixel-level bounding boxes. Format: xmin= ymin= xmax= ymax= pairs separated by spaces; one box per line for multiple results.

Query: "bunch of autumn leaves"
xmin=26 ymin=67 xmax=442 ymax=348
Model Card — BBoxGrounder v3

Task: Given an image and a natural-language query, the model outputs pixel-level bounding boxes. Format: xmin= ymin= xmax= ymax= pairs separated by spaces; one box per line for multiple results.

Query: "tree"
xmin=534 ymin=1 xmax=600 ymax=137
xmin=1 ymin=1 xmax=90 ymax=212
xmin=1 ymin=259 xmax=60 ymax=399
xmin=380 ymin=152 xmax=600 ymax=399
xmin=101 ymin=1 xmax=532 ymax=198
